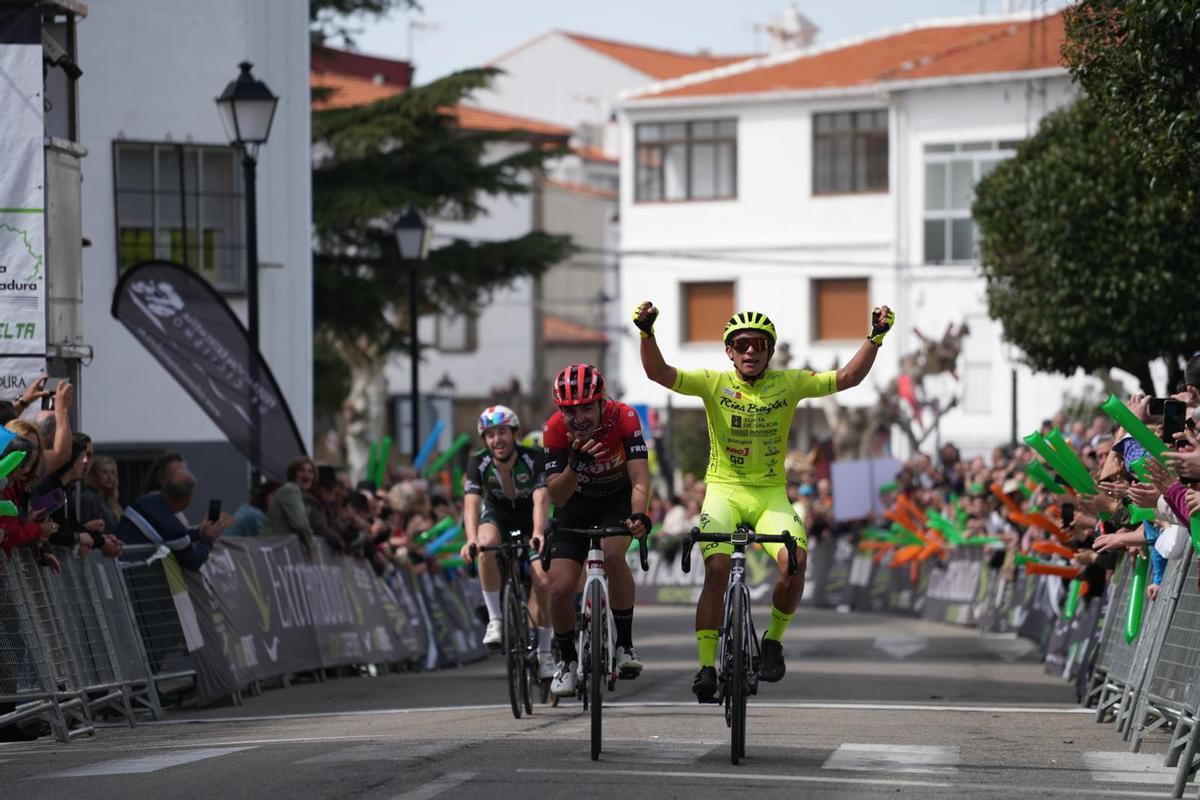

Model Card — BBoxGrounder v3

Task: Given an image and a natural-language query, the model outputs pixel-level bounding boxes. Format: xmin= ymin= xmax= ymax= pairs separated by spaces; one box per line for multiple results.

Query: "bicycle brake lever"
xmin=638 ymin=535 xmax=649 ymax=572
xmin=681 ymin=531 xmax=695 ymax=574
xmin=539 ymin=539 xmax=552 ymax=572
xmin=785 ymin=535 xmax=799 ymax=576
xmin=467 ymin=543 xmax=478 ymax=578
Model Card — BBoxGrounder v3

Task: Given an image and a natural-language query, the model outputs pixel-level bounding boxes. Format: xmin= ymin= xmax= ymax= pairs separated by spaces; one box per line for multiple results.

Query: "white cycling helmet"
xmin=478 ymin=404 xmax=520 ymax=435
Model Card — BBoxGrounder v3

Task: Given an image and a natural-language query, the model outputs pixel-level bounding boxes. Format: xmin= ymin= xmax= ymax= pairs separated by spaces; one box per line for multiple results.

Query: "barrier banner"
xmin=919 ymin=549 xmax=986 ymax=625
xmin=416 ymin=572 xmax=488 ymax=668
xmin=808 ymin=536 xmax=854 ymax=608
xmin=177 ymin=537 xmax=426 ymax=705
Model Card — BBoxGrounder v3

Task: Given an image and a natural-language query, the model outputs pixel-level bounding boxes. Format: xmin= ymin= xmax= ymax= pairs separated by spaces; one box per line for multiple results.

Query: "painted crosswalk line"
xmin=1083 ymin=751 xmax=1181 ymax=785
xmin=822 ymin=743 xmax=959 ymax=775
xmin=36 ymin=746 xmax=256 ymax=778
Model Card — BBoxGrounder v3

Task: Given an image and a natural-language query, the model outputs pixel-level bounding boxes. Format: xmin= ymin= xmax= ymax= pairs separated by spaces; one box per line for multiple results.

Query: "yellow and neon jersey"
xmin=672 ymin=367 xmax=838 ymax=487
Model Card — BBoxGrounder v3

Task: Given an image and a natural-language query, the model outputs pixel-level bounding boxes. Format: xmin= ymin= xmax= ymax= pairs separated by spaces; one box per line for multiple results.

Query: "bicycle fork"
xmin=718 ymin=551 xmax=760 ymax=699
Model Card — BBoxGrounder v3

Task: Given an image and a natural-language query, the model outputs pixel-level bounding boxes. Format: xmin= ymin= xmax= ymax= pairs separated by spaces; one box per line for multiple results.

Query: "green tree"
xmin=311 ymin=0 xmax=415 ymax=46
xmin=1063 ymin=1 xmax=1200 ymax=193
xmin=973 ymin=99 xmax=1200 ymax=392
xmin=313 ymin=68 xmax=573 ymax=470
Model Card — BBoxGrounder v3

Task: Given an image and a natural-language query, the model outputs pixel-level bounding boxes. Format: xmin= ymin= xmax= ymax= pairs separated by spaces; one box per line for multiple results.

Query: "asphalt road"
xmin=1 ymin=603 xmax=1190 ymax=799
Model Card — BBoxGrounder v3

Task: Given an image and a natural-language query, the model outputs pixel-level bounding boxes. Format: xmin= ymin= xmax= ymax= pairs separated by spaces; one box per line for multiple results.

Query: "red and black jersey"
xmin=543 ymin=400 xmax=648 ymax=502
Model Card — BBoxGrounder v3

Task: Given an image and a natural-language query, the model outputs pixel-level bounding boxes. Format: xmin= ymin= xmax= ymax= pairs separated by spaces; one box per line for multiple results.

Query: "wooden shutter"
xmin=683 ymin=282 xmax=734 ymax=342
xmin=814 ymin=279 xmax=869 ymax=341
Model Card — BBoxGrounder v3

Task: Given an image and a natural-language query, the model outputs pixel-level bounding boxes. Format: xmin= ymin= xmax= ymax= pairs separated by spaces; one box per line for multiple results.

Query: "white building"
xmin=77 ymin=0 xmax=312 ymax=506
xmin=616 ymin=10 xmax=1091 ymax=456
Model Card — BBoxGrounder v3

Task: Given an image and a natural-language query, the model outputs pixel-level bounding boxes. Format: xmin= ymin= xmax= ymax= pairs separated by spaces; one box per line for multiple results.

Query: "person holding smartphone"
xmin=32 ymin=433 xmax=123 ymax=559
xmin=0 ymin=426 xmax=61 ymax=573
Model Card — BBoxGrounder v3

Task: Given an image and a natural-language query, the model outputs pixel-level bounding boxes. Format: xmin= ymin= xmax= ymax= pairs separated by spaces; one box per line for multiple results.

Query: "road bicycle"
xmin=680 ymin=524 xmax=799 ymax=765
xmin=542 ymin=522 xmax=649 ymax=761
xmin=469 ymin=529 xmax=543 ymax=719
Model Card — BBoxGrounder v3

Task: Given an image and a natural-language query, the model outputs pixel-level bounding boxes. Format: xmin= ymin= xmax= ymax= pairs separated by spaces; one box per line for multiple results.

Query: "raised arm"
xmin=836 ymin=305 xmax=894 ymax=391
xmin=634 ymin=301 xmax=677 ymax=389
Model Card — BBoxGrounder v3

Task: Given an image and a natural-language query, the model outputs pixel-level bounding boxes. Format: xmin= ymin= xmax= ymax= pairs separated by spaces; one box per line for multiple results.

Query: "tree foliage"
xmin=310 ymin=0 xmax=417 ymax=46
xmin=312 ymin=68 xmax=574 ymax=417
xmin=1063 ymin=1 xmax=1200 ymax=193
xmin=973 ymin=99 xmax=1200 ymax=392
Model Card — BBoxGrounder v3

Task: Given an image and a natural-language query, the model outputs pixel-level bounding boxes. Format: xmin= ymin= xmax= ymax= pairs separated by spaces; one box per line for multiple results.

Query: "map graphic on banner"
xmin=0 ymin=8 xmax=47 ymax=394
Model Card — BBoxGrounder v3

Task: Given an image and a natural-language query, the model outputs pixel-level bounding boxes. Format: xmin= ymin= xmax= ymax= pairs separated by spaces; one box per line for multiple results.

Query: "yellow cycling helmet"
xmin=723 ymin=311 xmax=777 ymax=345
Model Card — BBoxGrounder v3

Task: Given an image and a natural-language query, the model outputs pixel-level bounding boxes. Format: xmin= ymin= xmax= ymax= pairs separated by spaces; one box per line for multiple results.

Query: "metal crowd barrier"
xmin=0 ymin=546 xmax=166 ymax=743
xmin=1091 ymin=558 xmax=1138 ymax=722
xmin=118 ymin=544 xmax=197 ymax=701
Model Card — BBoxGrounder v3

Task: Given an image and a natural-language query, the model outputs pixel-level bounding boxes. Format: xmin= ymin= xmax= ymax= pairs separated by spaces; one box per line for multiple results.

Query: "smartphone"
xmin=206 ymin=499 xmax=222 ymax=523
xmin=1061 ymin=503 xmax=1075 ymax=527
xmin=41 ymin=377 xmax=61 ymax=411
xmin=1149 ymin=397 xmax=1167 ymax=417
xmin=30 ymin=487 xmax=67 ymax=516
xmin=1163 ymin=399 xmax=1186 ymax=445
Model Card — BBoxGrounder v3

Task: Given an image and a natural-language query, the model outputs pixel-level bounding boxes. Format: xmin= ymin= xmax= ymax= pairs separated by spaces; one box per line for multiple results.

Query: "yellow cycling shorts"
xmin=698 ymin=482 xmax=808 ymax=560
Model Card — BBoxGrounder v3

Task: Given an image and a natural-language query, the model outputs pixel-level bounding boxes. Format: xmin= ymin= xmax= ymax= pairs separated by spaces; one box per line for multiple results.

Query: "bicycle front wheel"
xmin=729 ymin=587 xmax=747 ymax=765
xmin=503 ymin=584 xmax=524 ymax=719
xmin=589 ymin=580 xmax=604 ymax=761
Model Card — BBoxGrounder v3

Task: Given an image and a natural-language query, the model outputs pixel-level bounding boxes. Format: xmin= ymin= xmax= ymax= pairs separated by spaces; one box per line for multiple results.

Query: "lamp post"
xmin=394 ymin=208 xmax=432 ymax=462
xmin=216 ymin=61 xmax=278 ymax=483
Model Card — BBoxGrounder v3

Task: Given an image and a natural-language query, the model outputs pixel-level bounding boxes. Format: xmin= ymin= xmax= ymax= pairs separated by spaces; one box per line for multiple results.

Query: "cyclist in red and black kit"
xmin=542 ymin=364 xmax=652 ymax=697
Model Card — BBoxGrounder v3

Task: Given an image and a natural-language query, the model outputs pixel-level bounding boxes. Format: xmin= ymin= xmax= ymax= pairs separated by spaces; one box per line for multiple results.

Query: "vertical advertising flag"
xmin=0 ymin=7 xmax=47 ymax=395
xmin=111 ymin=260 xmax=307 ymax=479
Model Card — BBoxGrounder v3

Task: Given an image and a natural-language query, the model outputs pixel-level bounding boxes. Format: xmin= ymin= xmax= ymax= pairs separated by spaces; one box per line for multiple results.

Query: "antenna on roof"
xmin=754 ymin=3 xmax=819 ymax=54
xmin=407 ymin=16 xmax=441 ymax=63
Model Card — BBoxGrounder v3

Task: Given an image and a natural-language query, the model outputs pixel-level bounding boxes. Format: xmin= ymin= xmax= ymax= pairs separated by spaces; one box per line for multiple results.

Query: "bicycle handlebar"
xmin=540 ymin=524 xmax=650 ymax=573
xmin=467 ymin=535 xmax=541 ymax=578
xmin=680 ymin=527 xmax=800 ymax=576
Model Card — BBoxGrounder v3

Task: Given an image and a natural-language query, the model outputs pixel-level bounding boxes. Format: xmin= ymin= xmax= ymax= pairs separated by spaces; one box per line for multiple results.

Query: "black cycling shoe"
xmin=759 ymin=634 xmax=785 ymax=683
xmin=692 ymin=666 xmax=718 ymax=703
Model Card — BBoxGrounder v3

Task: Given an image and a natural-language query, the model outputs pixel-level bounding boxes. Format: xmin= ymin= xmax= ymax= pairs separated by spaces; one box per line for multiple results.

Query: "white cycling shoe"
xmin=538 ymin=652 xmax=557 ymax=680
xmin=482 ymin=619 xmax=503 ymax=650
xmin=550 ymin=661 xmax=579 ymax=697
xmin=615 ymin=646 xmax=643 ymax=678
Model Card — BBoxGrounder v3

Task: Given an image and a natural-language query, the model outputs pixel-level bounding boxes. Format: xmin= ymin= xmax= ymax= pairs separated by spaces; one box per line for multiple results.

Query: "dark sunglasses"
xmin=729 ymin=336 xmax=770 ymax=354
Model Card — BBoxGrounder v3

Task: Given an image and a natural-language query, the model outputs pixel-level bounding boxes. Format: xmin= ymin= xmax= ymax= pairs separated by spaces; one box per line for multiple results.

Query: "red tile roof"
xmin=561 ymin=31 xmax=757 ymax=80
xmin=312 ymin=46 xmax=413 ymax=88
xmin=544 ymin=314 xmax=608 ymax=345
xmin=310 ymin=75 xmax=571 ymax=140
xmin=573 ymin=144 xmax=618 ymax=164
xmin=311 ymin=71 xmax=404 ymax=110
xmin=544 ymin=179 xmax=617 ymax=200
xmin=449 ymin=106 xmax=572 ymax=139
xmin=633 ymin=11 xmax=1065 ymax=101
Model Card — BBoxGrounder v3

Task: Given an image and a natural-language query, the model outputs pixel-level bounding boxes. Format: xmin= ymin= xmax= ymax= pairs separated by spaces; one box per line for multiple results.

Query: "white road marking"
xmin=874 ymin=635 xmax=928 ymax=660
xmin=114 ymin=703 xmax=512 ymax=726
xmin=35 ymin=746 xmax=255 ymax=778
xmin=565 ymin=741 xmax=718 ymax=764
xmin=390 ymin=771 xmax=477 ymax=800
xmin=516 ymin=767 xmax=1174 ymax=798
xmin=1083 ymin=751 xmax=1184 ymax=785
xmin=607 ymin=701 xmax=1092 ymax=714
xmin=823 ymin=743 xmax=958 ymax=775
xmin=297 ymin=741 xmax=460 ymax=765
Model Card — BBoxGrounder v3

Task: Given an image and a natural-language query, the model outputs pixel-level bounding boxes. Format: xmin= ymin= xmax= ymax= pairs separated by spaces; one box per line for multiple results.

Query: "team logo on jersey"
xmin=516 ymin=472 xmax=530 ymax=483
xmin=722 ymin=388 xmax=742 ymax=400
xmin=724 ymin=445 xmax=750 ymax=457
xmin=765 ymin=445 xmax=780 ymax=456
xmin=731 ymin=415 xmax=743 ymax=428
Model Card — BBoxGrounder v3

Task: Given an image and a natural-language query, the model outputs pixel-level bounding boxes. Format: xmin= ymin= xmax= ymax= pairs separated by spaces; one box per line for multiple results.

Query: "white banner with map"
xmin=0 ymin=8 xmax=48 ymax=395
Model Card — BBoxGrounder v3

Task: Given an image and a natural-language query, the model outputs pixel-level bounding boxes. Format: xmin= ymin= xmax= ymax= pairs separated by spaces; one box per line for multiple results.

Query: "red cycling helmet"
xmin=553 ymin=363 xmax=606 ymax=407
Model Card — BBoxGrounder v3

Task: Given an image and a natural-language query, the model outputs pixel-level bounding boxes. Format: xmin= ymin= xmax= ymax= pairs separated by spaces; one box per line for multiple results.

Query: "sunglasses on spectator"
xmin=729 ymin=336 xmax=770 ymax=354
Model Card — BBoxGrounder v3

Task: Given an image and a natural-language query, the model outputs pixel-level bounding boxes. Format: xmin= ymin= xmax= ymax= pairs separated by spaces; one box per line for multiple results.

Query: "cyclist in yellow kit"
xmin=634 ymin=301 xmax=894 ymax=701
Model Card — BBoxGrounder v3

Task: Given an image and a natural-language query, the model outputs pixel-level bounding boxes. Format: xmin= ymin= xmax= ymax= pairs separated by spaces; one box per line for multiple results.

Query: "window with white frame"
xmin=635 ymin=120 xmax=737 ymax=202
xmin=113 ymin=142 xmax=246 ymax=292
xmin=922 ymin=140 xmax=1020 ymax=264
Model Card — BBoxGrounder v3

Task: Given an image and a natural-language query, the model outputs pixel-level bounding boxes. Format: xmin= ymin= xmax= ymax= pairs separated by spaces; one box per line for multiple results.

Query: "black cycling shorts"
xmin=478 ymin=505 xmax=534 ymax=539
xmin=546 ymin=494 xmax=632 ymax=563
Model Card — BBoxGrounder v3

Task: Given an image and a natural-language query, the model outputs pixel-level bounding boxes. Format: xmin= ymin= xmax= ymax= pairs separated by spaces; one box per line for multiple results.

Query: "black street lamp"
xmin=394 ymin=208 xmax=432 ymax=462
xmin=216 ymin=61 xmax=278 ymax=483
